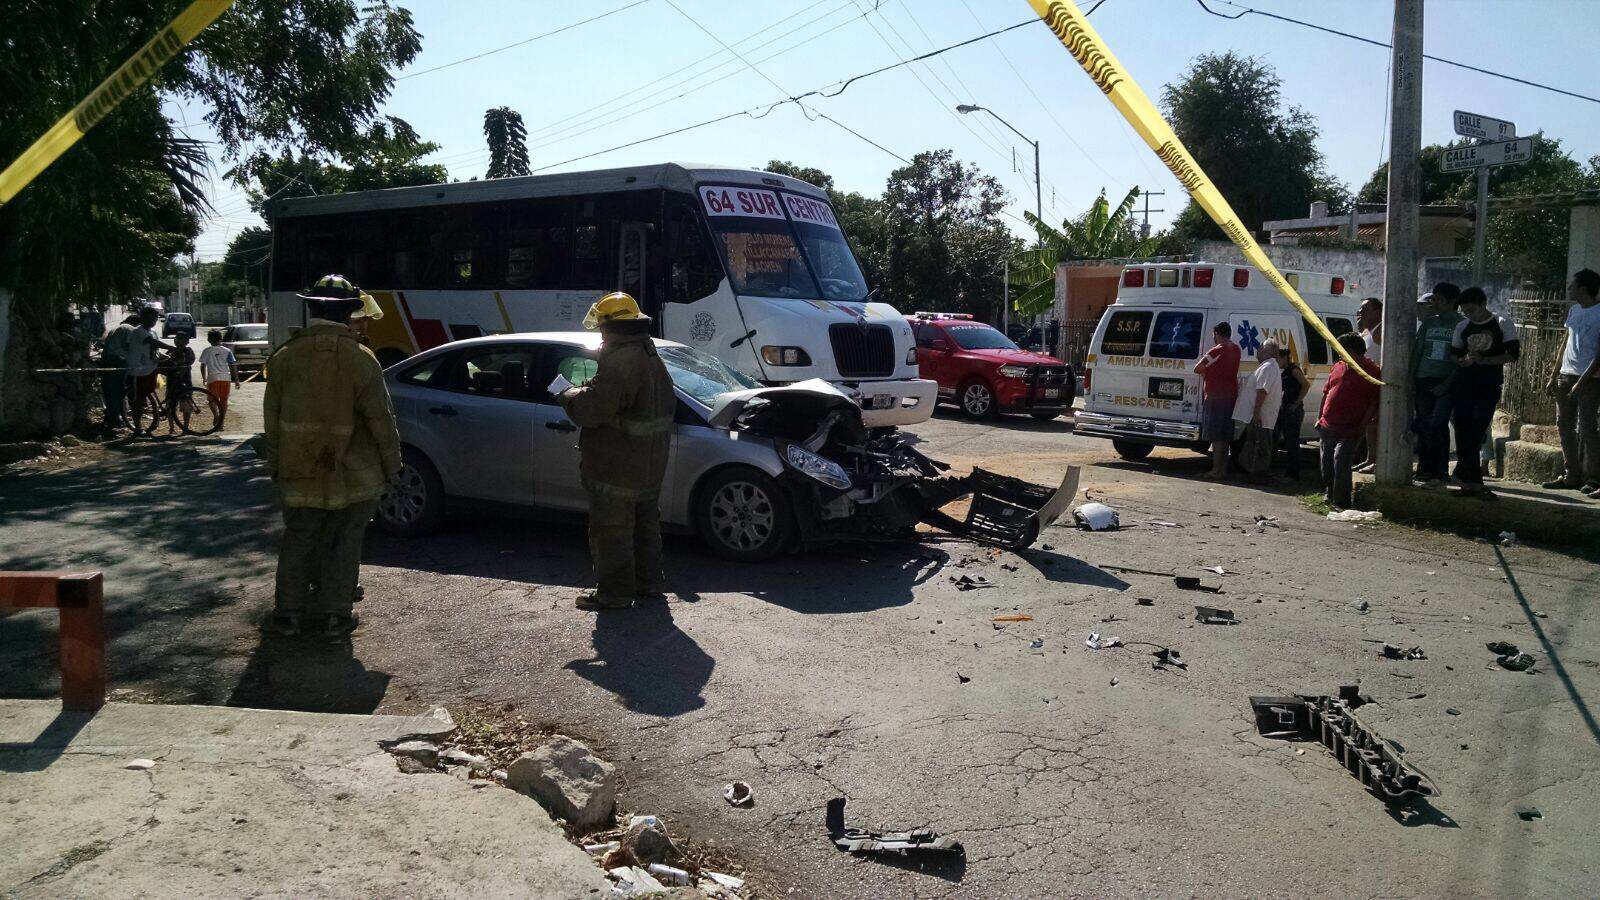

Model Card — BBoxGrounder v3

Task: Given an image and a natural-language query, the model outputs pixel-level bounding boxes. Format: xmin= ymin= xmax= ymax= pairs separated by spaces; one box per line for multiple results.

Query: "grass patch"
xmin=1298 ymin=491 xmax=1333 ymax=516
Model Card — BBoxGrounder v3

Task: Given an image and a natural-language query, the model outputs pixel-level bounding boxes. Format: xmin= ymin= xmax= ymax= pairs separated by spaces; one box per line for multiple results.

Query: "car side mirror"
xmin=931 ymin=339 xmax=950 ymax=352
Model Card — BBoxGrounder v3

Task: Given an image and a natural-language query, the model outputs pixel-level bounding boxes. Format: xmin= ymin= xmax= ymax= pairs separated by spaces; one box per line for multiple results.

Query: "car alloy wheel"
xmin=381 ymin=463 xmax=429 ymax=527
xmin=961 ymin=381 xmax=994 ymax=418
xmin=708 ymin=479 xmax=776 ymax=553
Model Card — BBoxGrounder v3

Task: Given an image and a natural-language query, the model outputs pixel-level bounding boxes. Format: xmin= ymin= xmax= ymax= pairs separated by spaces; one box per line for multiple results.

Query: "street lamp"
xmin=958 ymin=104 xmax=1042 ymax=336
xmin=956 ymin=104 xmax=1041 ymax=224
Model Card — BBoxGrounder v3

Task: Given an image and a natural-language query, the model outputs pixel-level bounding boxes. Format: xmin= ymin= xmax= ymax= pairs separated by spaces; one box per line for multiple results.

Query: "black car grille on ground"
xmin=828 ymin=323 xmax=896 ymax=378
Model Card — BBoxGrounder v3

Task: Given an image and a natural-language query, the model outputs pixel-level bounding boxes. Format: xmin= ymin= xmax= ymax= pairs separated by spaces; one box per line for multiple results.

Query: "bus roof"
xmin=269 ymin=162 xmax=829 ymax=219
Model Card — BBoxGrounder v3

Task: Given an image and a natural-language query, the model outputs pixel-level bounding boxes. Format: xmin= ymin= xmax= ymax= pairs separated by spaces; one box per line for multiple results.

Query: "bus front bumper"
xmin=846 ymin=378 xmax=939 ymax=427
xmin=1074 ymin=411 xmax=1201 ymax=445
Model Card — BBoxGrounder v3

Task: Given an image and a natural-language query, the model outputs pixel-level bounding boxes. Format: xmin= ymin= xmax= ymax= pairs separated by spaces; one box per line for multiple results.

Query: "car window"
xmin=948 ymin=325 xmax=1019 ymax=351
xmin=528 ymin=346 xmax=597 ymax=406
xmin=398 ymin=352 xmax=455 ymax=386
xmin=1148 ymin=311 xmax=1205 ymax=359
xmin=1100 ymin=310 xmax=1153 ymax=356
xmin=659 ymin=345 xmax=762 ymax=406
xmin=558 ymin=355 xmax=598 ymax=387
xmin=457 ymin=347 xmax=536 ymax=400
xmin=913 ymin=324 xmax=939 ymax=348
xmin=232 ymin=324 xmax=268 ymax=341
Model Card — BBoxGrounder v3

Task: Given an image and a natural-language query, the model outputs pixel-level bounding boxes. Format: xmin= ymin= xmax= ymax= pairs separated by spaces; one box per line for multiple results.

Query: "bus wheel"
xmin=1112 ymin=439 xmax=1154 ymax=462
xmin=376 ymin=347 xmax=408 ymax=370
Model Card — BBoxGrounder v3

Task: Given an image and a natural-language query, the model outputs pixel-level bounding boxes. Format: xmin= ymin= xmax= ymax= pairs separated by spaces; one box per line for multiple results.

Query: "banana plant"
xmin=1008 ymin=187 xmax=1159 ymax=317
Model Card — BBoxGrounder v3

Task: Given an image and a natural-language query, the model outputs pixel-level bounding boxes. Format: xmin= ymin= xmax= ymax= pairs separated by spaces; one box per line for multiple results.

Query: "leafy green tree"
xmin=240 ymin=117 xmax=446 ymax=213
xmin=1162 ymin=52 xmax=1347 ymax=242
xmin=1359 ymin=138 xmax=1600 ymax=287
xmin=484 ymin=106 xmax=531 ymax=179
xmin=1009 ymin=187 xmax=1158 ymax=316
xmin=0 ymin=1 xmax=423 ymax=436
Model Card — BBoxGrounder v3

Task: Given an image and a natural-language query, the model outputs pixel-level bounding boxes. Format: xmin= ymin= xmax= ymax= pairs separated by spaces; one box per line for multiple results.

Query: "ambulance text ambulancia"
xmin=1075 ymin=262 xmax=1361 ymax=460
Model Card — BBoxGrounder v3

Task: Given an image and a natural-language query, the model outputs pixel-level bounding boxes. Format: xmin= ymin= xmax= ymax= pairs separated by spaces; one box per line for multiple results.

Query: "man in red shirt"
xmin=1193 ymin=321 xmax=1241 ymax=478
xmin=1317 ymin=332 xmax=1383 ymax=509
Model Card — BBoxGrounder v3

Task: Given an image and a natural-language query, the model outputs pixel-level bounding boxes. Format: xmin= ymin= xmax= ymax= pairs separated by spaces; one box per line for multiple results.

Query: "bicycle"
xmin=130 ymin=365 xmax=224 ymax=437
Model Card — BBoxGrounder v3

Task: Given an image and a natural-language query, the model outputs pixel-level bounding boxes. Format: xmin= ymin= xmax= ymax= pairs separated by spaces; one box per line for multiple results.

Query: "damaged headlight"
xmin=784 ymin=443 xmax=853 ymax=490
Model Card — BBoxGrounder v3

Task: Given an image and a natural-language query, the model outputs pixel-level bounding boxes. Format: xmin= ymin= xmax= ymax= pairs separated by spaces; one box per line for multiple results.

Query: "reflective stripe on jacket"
xmin=263 ymin=320 xmax=401 ymax=509
xmin=559 ymin=321 xmax=676 ymax=497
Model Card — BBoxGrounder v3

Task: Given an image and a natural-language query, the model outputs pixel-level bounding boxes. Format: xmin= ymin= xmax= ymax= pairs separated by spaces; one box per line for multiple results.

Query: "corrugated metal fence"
xmin=1503 ymin=291 xmax=1569 ymax=426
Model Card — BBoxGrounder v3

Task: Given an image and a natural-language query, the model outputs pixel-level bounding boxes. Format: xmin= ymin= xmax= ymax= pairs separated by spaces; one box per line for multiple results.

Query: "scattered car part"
xmin=1153 ymin=647 xmax=1186 ymax=669
xmin=1174 ymin=576 xmax=1221 ymax=593
xmin=724 ymin=781 xmax=754 ymax=807
xmin=1248 ymin=692 xmax=1439 ymax=803
xmin=952 ymin=574 xmax=995 ymax=590
xmin=647 ymin=863 xmax=692 ymax=886
xmin=992 ymin=613 xmax=1033 ymax=622
xmin=1135 ymin=597 xmax=1155 ymax=606
xmin=826 ymin=798 xmax=963 ymax=856
xmin=1194 ymin=605 xmax=1237 ymax=625
xmin=1516 ymin=807 xmax=1542 ymax=821
xmin=1084 ymin=632 xmax=1123 ymax=649
xmin=1498 ymin=652 xmax=1536 ymax=672
xmin=1072 ymin=501 xmax=1119 ymax=531
xmin=1485 ymin=640 xmax=1518 ymax=655
xmin=1382 ymin=644 xmax=1426 ymax=660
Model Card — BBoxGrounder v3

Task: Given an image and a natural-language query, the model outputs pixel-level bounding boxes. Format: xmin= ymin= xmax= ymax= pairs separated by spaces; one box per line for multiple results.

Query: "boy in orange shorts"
xmin=199 ymin=329 xmax=239 ymax=422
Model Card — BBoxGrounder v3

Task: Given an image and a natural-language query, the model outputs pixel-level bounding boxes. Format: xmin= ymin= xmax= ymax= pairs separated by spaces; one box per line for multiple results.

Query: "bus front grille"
xmin=828 ymin=323 xmax=896 ymax=378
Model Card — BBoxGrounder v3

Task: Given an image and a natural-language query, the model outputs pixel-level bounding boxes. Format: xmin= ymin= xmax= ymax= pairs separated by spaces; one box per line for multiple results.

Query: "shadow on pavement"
xmin=929 ymin=406 xmax=1074 ymax=434
xmin=1016 ymin=547 xmax=1131 ymax=589
xmin=0 ymin=708 xmax=94 ymax=773
xmin=564 ymin=601 xmax=712 ymax=717
xmin=227 ymin=632 xmax=390 ymax=714
xmin=0 ymin=439 xmax=276 ymax=702
xmin=1495 ymin=545 xmax=1599 ymax=748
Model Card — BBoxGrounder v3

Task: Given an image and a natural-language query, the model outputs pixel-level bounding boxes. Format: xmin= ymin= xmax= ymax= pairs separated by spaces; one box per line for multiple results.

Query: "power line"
xmin=1194 ymin=0 xmax=1600 ymax=105
xmin=397 ymin=0 xmax=653 ymax=80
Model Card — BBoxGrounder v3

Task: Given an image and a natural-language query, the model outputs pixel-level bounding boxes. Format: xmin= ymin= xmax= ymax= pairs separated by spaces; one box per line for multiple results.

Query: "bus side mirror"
xmin=931 ymin=339 xmax=950 ymax=352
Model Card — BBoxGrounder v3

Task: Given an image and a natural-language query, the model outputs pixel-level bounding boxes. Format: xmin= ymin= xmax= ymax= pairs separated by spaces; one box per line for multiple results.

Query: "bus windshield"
xmin=699 ymin=185 xmax=868 ymax=302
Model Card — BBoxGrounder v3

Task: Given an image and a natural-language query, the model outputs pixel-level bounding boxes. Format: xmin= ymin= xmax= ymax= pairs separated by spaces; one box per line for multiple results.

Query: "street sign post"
xmin=1441 ymin=137 xmax=1535 ymax=172
xmin=1453 ymin=110 xmax=1517 ymax=142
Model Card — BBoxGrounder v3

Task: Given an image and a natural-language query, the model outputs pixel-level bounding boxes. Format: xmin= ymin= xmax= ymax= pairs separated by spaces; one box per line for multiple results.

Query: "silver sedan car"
xmin=377 ymin=332 xmax=1073 ymax=560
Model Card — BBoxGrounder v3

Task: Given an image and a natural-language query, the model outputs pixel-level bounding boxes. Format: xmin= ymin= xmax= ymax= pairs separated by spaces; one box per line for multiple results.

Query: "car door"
xmin=433 ymin=344 xmax=540 ymax=505
xmin=915 ymin=323 xmax=954 ymax=396
xmin=526 ymin=343 xmax=595 ymax=511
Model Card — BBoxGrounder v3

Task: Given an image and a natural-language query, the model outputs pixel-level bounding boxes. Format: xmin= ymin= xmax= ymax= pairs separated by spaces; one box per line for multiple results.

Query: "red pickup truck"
xmin=908 ymin=313 xmax=1076 ymax=420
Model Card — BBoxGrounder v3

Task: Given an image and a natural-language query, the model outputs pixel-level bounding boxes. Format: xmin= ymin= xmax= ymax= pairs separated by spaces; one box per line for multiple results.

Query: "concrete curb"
xmin=1356 ymin=482 xmax=1600 ymax=549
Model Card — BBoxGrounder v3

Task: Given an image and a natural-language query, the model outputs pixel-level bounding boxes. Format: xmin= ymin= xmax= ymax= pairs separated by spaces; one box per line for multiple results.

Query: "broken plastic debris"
xmin=1516 ymin=807 xmax=1543 ymax=821
xmin=1485 ymin=640 xmax=1518 ymax=656
xmin=1194 ymin=605 xmax=1237 ymax=625
xmin=1072 ymin=501 xmax=1119 ymax=531
xmin=1084 ymin=632 xmax=1123 ymax=650
xmin=1497 ymin=652 xmax=1536 ymax=672
xmin=991 ymin=613 xmax=1033 ymax=622
xmin=1135 ymin=597 xmax=1154 ymax=606
xmin=584 ymin=841 xmax=621 ymax=856
xmin=1499 ymin=531 xmax=1518 ymax=546
xmin=1327 ymin=509 xmax=1383 ymax=522
xmin=1174 ymin=575 xmax=1221 ymax=593
xmin=608 ymin=865 xmax=666 ymax=897
xmin=705 ymin=872 xmax=745 ymax=891
xmin=951 ymin=574 xmax=995 ymax=590
xmin=724 ymin=781 xmax=754 ymax=807
xmin=956 ymin=672 xmax=971 ymax=684
xmin=124 ymin=758 xmax=156 ymax=771
xmin=1149 ymin=520 xmax=1182 ymax=528
xmin=1030 ymin=636 xmax=1045 ymax=649
xmin=1153 ymin=647 xmax=1186 ymax=669
xmin=1381 ymin=644 xmax=1426 ymax=660
xmin=1204 ymin=565 xmax=1232 ymax=575
xmin=825 ymin=797 xmax=963 ymax=856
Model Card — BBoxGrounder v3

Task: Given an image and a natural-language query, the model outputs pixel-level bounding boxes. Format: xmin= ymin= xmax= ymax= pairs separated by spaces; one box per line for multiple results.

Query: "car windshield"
xmin=948 ymin=325 xmax=1019 ymax=351
xmin=658 ymin=345 xmax=762 ymax=408
xmin=233 ymin=325 xmax=267 ymax=340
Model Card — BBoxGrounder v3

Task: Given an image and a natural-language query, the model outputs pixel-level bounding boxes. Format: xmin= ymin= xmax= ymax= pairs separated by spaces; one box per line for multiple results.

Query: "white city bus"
xmin=266 ymin=162 xmax=936 ymax=426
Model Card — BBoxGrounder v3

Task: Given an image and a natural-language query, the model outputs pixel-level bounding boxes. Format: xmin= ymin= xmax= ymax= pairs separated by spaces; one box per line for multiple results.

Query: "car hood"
xmin=966 ymin=347 xmax=1067 ymax=366
xmin=707 ymin=378 xmax=860 ymax=430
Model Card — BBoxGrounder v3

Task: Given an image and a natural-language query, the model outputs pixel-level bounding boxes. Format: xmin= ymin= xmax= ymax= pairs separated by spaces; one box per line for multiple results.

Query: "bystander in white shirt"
xmin=1233 ymin=354 xmax=1283 ymax=427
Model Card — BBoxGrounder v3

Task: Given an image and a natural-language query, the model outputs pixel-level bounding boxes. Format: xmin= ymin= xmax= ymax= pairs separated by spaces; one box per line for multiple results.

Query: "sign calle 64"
xmin=1441 ymin=137 xmax=1535 ymax=173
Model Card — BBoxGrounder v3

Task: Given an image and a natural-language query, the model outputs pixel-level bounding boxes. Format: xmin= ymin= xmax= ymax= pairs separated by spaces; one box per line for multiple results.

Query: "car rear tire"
xmin=958 ymin=379 xmax=997 ymax=420
xmin=377 ymin=448 xmax=445 ymax=537
xmin=695 ymin=467 xmax=793 ymax=562
xmin=1112 ymin=439 xmax=1154 ymax=462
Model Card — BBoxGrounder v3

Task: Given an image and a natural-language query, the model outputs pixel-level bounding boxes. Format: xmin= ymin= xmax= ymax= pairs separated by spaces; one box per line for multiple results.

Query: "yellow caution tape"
xmin=1027 ymin=0 xmax=1381 ymax=384
xmin=0 ymin=0 xmax=236 ymax=207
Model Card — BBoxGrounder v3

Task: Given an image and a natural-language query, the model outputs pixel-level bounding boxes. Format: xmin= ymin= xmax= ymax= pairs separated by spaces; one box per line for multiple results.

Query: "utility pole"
xmin=1375 ymin=0 xmax=1424 ymax=487
xmin=1138 ymin=190 xmax=1165 ymax=240
xmin=1472 ymin=163 xmax=1490 ymax=284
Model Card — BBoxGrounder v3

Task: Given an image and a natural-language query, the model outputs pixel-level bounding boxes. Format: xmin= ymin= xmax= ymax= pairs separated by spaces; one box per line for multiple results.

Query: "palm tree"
xmin=1008 ymin=187 xmax=1158 ymax=317
xmin=483 ymin=107 xmax=531 ymax=179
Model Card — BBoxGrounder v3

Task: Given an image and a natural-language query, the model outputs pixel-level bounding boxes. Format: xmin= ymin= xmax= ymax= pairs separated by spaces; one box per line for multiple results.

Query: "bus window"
xmin=667 ymin=201 xmax=720 ymax=303
xmin=570 ymin=222 xmax=614 ymax=289
xmin=1148 ymin=310 xmax=1204 ymax=359
xmin=451 ymin=249 xmax=474 ymax=285
xmin=1100 ymin=310 xmax=1153 ymax=356
xmin=709 ymin=220 xmax=813 ymax=299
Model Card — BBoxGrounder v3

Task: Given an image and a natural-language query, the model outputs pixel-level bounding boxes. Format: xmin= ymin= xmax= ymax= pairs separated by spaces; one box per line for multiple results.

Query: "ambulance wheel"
xmin=958 ymin=379 xmax=997 ymax=419
xmin=1112 ymin=440 xmax=1153 ymax=462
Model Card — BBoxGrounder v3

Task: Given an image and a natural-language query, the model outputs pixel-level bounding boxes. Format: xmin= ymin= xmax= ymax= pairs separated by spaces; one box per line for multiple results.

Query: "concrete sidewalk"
xmin=0 ymin=700 xmax=609 ymax=898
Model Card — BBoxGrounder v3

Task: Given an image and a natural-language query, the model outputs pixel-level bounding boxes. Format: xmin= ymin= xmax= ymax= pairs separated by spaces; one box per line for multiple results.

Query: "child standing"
xmin=199 ymin=329 xmax=239 ymax=423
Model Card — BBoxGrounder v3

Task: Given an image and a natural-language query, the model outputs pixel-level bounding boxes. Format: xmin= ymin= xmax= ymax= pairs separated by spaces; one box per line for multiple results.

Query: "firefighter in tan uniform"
xmin=556 ymin=292 xmax=676 ymax=611
xmin=263 ymin=274 xmax=401 ymax=636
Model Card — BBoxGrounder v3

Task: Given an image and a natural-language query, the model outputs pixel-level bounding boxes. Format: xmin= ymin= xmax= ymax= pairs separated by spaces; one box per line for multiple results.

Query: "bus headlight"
xmin=905 ymin=346 xmax=918 ymax=365
xmin=784 ymin=444 xmax=852 ymax=490
xmin=761 ymin=345 xmax=813 ymax=366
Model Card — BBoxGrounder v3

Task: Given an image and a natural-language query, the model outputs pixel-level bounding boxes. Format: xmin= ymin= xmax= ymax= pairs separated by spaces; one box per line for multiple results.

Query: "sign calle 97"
xmin=1452 ymin=110 xmax=1517 ymax=141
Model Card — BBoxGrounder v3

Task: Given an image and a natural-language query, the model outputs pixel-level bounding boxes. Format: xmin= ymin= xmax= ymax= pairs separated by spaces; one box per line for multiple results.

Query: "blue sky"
xmin=181 ymin=0 xmax=1600 ymax=261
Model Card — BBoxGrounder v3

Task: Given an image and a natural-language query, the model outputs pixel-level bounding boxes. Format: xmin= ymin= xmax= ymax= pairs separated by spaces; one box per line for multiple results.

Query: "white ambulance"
xmin=1074 ymin=262 xmax=1362 ymax=460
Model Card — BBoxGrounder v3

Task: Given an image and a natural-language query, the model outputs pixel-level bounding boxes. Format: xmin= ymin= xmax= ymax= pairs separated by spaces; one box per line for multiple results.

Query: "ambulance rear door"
xmin=1088 ymin=305 xmax=1207 ymax=424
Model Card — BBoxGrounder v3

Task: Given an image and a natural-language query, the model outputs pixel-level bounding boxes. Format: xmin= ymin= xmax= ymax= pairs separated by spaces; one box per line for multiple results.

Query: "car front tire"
xmin=694 ymin=466 xmax=793 ymax=562
xmin=958 ymin=379 xmax=997 ymax=420
xmin=377 ymin=448 xmax=445 ymax=537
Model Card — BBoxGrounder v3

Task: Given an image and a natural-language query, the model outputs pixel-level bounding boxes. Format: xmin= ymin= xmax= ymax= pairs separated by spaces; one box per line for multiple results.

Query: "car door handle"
xmin=428 ymin=405 xmax=458 ymax=417
xmin=546 ymin=420 xmax=577 ymax=433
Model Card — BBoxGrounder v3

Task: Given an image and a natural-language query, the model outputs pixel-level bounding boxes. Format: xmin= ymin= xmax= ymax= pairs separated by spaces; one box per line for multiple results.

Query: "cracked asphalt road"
xmin=4 ymin=406 xmax=1598 ymax=897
